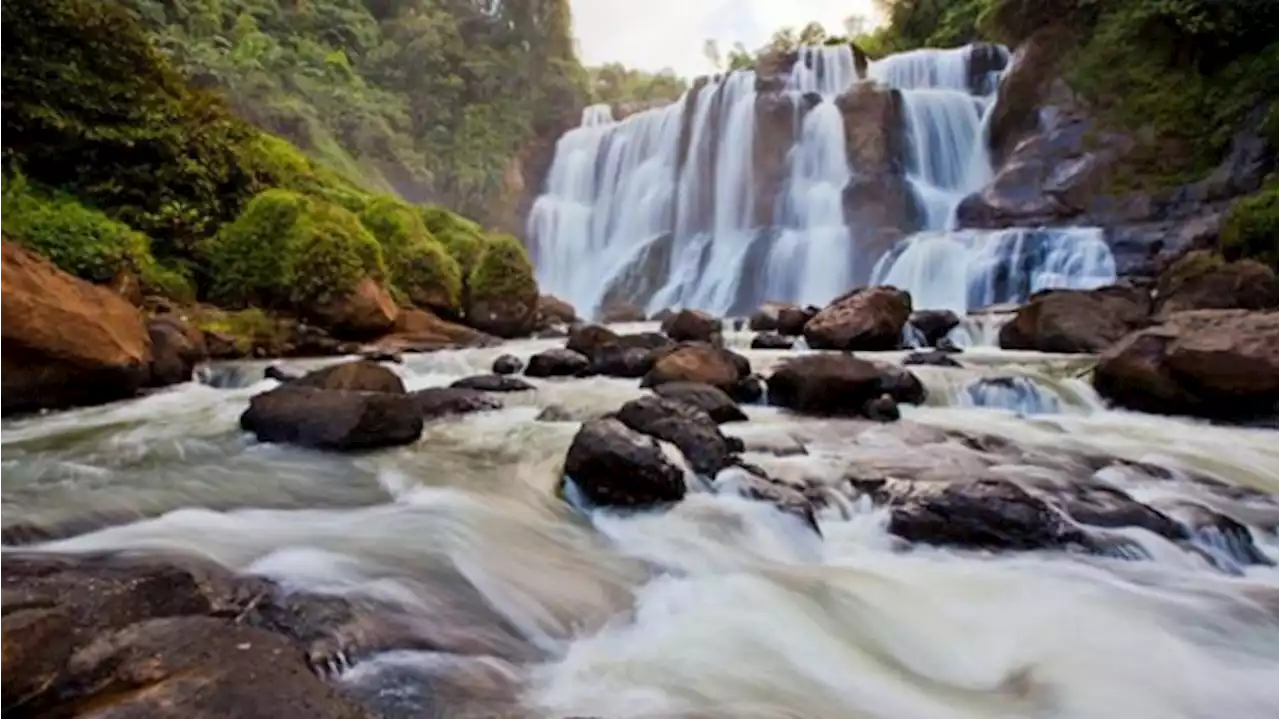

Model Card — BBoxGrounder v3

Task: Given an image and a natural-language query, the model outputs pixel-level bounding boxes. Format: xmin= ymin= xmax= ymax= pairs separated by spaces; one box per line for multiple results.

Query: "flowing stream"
xmin=3 ymin=327 xmax=1276 ymax=718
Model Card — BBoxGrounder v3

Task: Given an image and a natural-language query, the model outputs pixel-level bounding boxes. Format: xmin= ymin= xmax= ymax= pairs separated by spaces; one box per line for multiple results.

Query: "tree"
xmin=702 ymin=38 xmax=721 ymax=70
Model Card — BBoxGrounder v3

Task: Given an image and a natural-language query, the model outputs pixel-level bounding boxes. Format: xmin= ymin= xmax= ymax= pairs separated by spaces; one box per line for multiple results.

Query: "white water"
xmin=4 ymin=330 xmax=1277 ymax=718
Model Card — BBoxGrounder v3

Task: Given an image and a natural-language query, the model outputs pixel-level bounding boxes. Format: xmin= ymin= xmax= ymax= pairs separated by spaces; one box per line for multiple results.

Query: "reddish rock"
xmin=999 ymin=285 xmax=1151 ymax=354
xmin=803 ymin=286 xmax=912 ymax=351
xmin=660 ymin=309 xmax=722 ymax=343
xmin=146 ymin=314 xmax=208 ymax=387
xmin=1153 ymin=250 xmax=1277 ymax=317
xmin=309 ymin=277 xmax=398 ymax=340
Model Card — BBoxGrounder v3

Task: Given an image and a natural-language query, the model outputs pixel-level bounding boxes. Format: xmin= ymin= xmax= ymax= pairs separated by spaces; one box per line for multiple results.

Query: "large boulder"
xmin=586 ymin=343 xmax=658 ymax=378
xmin=748 ymin=302 xmax=799 ymax=332
xmin=310 ymin=277 xmax=399 ymax=340
xmin=1 ymin=242 xmax=152 ymax=415
xmin=907 ymin=309 xmax=961 ymax=347
xmin=372 ymin=307 xmax=495 ymax=353
xmin=536 ymin=294 xmax=578 ymax=326
xmin=614 ymin=395 xmax=735 ymax=476
xmin=641 ymin=344 xmax=754 ymax=401
xmin=651 ymin=382 xmax=748 ymax=424
xmin=525 ymin=348 xmax=591 ymax=377
xmin=1153 ymin=250 xmax=1278 ymax=317
xmin=660 ymin=309 xmax=722 ymax=343
xmin=776 ymin=305 xmax=818 ymax=336
xmin=240 ymin=386 xmax=423 ymax=450
xmin=146 ymin=315 xmax=208 ymax=387
xmin=289 ymin=360 xmax=406 ymax=394
xmin=565 ymin=323 xmax=619 ymax=358
xmin=563 ymin=418 xmax=686 ymax=508
xmin=766 ymin=353 xmax=924 ymax=418
xmin=1092 ymin=309 xmax=1278 ymax=421
xmin=882 ymin=479 xmax=1086 ymax=551
xmin=803 ymin=286 xmax=912 ymax=351
xmin=999 ymin=285 xmax=1151 ymax=354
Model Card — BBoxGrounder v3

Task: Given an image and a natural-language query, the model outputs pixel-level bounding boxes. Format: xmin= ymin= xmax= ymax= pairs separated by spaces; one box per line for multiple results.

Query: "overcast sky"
xmin=570 ymin=0 xmax=883 ymax=79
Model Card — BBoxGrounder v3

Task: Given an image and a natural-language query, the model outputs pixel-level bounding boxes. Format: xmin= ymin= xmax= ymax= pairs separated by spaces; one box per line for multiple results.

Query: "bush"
xmin=360 ymin=196 xmax=463 ymax=314
xmin=419 ymin=204 xmax=485 ymax=276
xmin=2 ymin=178 xmax=193 ymax=299
xmin=206 ymin=188 xmax=385 ymax=308
xmin=469 ymin=232 xmax=537 ymax=306
xmin=1219 ymin=179 xmax=1278 ymax=269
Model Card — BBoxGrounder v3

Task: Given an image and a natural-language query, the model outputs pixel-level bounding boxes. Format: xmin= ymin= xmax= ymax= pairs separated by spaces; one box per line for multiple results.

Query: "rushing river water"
xmin=3 ymin=324 xmax=1277 ymax=719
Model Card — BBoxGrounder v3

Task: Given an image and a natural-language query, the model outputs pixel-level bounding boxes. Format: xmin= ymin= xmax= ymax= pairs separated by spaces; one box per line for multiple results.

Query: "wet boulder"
xmin=536 ymin=294 xmax=578 ymax=326
xmin=767 ymin=354 xmax=924 ymax=417
xmin=290 ymin=360 xmax=406 ymax=394
xmin=310 ymin=277 xmax=399 ymax=340
xmin=748 ymin=302 xmax=800 ymax=332
xmin=1 ymin=242 xmax=152 ymax=415
xmin=563 ymin=418 xmax=686 ymax=508
xmin=642 ymin=344 xmax=755 ymax=401
xmin=803 ymin=286 xmax=912 ymax=351
xmin=908 ymin=309 xmax=961 ymax=347
xmin=614 ymin=395 xmax=735 ymax=476
xmin=586 ymin=343 xmax=657 ymax=378
xmin=660 ymin=309 xmax=722 ymax=343
xmin=751 ymin=332 xmax=795 ymax=350
xmin=715 ymin=463 xmax=821 ymax=535
xmin=903 ymin=350 xmax=963 ymax=368
xmin=1092 ymin=309 xmax=1279 ymax=422
xmin=241 ymin=386 xmax=423 ymax=450
xmin=1153 ymin=250 xmax=1277 ymax=317
xmin=450 ymin=374 xmax=536 ymax=393
xmin=862 ymin=393 xmax=901 ymax=422
xmin=880 ymin=479 xmax=1086 ymax=551
xmin=265 ymin=365 xmax=299 ymax=383
xmin=525 ymin=348 xmax=591 ymax=377
xmin=565 ymin=323 xmax=619 ymax=358
xmin=776 ymin=305 xmax=818 ymax=336
xmin=999 ymin=285 xmax=1151 ymax=354
xmin=374 ymin=307 xmax=496 ymax=354
xmin=651 ymin=382 xmax=748 ymax=424
xmin=411 ymin=387 xmax=502 ymax=419
xmin=600 ymin=303 xmax=647 ymax=324
xmin=491 ymin=354 xmax=523 ymax=375
xmin=146 ymin=314 xmax=208 ymax=387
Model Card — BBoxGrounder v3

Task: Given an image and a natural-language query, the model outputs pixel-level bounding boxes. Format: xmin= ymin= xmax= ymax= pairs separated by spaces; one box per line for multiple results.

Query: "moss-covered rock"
xmin=1219 ymin=179 xmax=1278 ymax=269
xmin=418 ymin=205 xmax=485 ymax=276
xmin=465 ymin=233 xmax=538 ymax=338
xmin=360 ymin=197 xmax=461 ymax=316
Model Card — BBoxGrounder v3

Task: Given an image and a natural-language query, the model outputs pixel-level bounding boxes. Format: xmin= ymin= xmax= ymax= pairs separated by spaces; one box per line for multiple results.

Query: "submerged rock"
xmin=491 ymin=354 xmax=523 ymax=375
xmin=651 ymin=382 xmax=748 ymax=424
xmin=290 ymin=360 xmax=406 ymax=394
xmin=525 ymin=348 xmax=591 ymax=377
xmin=411 ymin=387 xmax=503 ymax=419
xmin=1 ymin=241 xmax=152 ymax=415
xmin=450 ymin=374 xmax=536 ymax=392
xmin=903 ymin=349 xmax=963 ymax=368
xmin=803 ymin=286 xmax=912 ymax=351
xmin=241 ymin=386 xmax=423 ymax=450
xmin=563 ymin=418 xmax=686 ymax=508
xmin=614 ymin=395 xmax=734 ymax=476
xmin=750 ymin=332 xmax=795 ymax=350
xmin=999 ymin=285 xmax=1151 ymax=353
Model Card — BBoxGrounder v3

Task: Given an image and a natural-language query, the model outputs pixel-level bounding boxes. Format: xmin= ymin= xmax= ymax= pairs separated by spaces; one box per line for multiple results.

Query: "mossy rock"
xmin=361 ymin=196 xmax=461 ymax=315
xmin=465 ymin=233 xmax=538 ymax=338
xmin=192 ymin=307 xmax=292 ymax=358
xmin=1219 ymin=180 xmax=1278 ymax=269
xmin=418 ymin=204 xmax=485 ymax=276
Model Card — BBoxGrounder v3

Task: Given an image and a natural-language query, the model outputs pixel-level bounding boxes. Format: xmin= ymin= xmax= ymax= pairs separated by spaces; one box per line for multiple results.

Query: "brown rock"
xmin=1153 ymin=250 xmax=1278 ymax=317
xmin=146 ymin=315 xmax=208 ymax=387
xmin=660 ymin=309 xmax=722 ymax=343
xmin=309 ymin=277 xmax=398 ymax=340
xmin=776 ymin=305 xmax=818 ymax=336
xmin=563 ymin=418 xmax=686 ymax=508
xmin=642 ymin=344 xmax=746 ymax=395
xmin=748 ymin=302 xmax=799 ymax=332
xmin=1093 ymin=309 xmax=1279 ymax=421
xmin=537 ymin=294 xmax=578 ymax=325
xmin=290 ymin=360 xmax=406 ymax=394
xmin=766 ymin=353 xmax=924 ymax=417
xmin=108 ymin=267 xmax=145 ymax=306
xmin=525 ymin=348 xmax=591 ymax=377
xmin=2 ymin=607 xmax=75 ymax=710
xmin=614 ymin=395 xmax=735 ymax=476
xmin=650 ymin=382 xmax=748 ymax=424
xmin=600 ymin=303 xmax=647 ymax=324
xmin=467 ymin=291 xmax=538 ymax=339
xmin=1 ymin=241 xmax=152 ymax=415
xmin=999 ymin=285 xmax=1151 ymax=354
xmin=240 ymin=386 xmax=423 ymax=450
xmin=566 ymin=323 xmax=620 ymax=358
xmin=803 ymin=286 xmax=912 ymax=351
xmin=375 ymin=308 xmax=495 ymax=353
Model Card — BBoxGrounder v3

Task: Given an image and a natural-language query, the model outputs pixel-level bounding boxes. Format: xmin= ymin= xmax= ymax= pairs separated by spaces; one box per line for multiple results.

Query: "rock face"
xmin=525 ymin=348 xmax=590 ymax=377
xmin=907 ymin=309 xmax=961 ymax=347
xmin=310 ymin=277 xmax=399 ymax=339
xmin=834 ymin=84 xmax=914 ymax=244
xmin=650 ymin=382 xmax=748 ymax=424
xmin=803 ymin=286 xmax=912 ymax=351
xmin=766 ymin=354 xmax=925 ymax=418
xmin=240 ymin=386 xmax=423 ymax=450
xmin=563 ymin=418 xmax=686 ymax=508
xmin=1093 ymin=309 xmax=1279 ymax=421
xmin=660 ymin=309 xmax=722 ymax=343
xmin=290 ymin=360 xmax=406 ymax=394
xmin=1153 ymin=250 xmax=1278 ymax=317
xmin=999 ymin=285 xmax=1151 ymax=353
xmin=642 ymin=344 xmax=755 ymax=401
xmin=614 ymin=395 xmax=734 ymax=476
xmin=1 ymin=242 xmax=153 ymax=415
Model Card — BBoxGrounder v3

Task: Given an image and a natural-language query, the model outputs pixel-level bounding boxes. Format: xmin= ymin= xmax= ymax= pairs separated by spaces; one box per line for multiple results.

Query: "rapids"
xmin=3 ymin=325 xmax=1277 ymax=718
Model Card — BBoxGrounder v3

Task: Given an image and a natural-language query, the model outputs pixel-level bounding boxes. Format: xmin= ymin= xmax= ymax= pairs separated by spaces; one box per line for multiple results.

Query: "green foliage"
xmin=2 ymin=178 xmax=193 ymax=300
xmin=469 ymin=233 xmax=536 ymax=307
xmin=587 ymin=64 xmax=687 ymax=107
xmin=419 ymin=204 xmax=485 ymax=275
xmin=360 ymin=196 xmax=461 ymax=312
xmin=206 ymin=188 xmax=384 ymax=308
xmin=1 ymin=0 xmax=265 ymax=260
xmin=192 ymin=307 xmax=289 ymax=355
xmin=1219 ymin=179 xmax=1278 ymax=269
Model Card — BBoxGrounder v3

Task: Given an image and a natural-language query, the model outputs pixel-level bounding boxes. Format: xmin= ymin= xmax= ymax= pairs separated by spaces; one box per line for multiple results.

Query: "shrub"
xmin=285 ymin=199 xmax=386 ymax=306
xmin=1219 ymin=179 xmax=1278 ymax=269
xmin=469 ymin=232 xmax=537 ymax=306
xmin=360 ymin=196 xmax=462 ymax=313
xmin=418 ymin=204 xmax=485 ymax=276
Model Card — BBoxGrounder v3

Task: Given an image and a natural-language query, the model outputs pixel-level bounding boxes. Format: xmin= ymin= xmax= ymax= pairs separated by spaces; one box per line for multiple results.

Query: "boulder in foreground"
xmin=803 ymin=286 xmax=912 ymax=351
xmin=1092 ymin=309 xmax=1278 ymax=422
xmin=1 ymin=242 xmax=152 ymax=415
xmin=614 ymin=395 xmax=734 ymax=476
xmin=240 ymin=386 xmax=423 ymax=450
xmin=563 ymin=418 xmax=686 ymax=508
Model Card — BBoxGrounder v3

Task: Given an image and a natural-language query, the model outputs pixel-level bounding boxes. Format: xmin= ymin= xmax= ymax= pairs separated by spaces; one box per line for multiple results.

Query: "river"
xmin=2 ymin=324 xmax=1276 ymax=718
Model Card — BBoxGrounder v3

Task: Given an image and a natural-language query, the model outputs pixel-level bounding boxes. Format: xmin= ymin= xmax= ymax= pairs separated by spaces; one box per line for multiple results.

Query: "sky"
xmin=569 ymin=0 xmax=883 ymax=79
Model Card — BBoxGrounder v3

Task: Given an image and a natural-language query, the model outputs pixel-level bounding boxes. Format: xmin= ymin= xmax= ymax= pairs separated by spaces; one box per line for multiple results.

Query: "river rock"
xmin=374 ymin=307 xmax=496 ymax=353
xmin=766 ymin=354 xmax=924 ymax=417
xmin=649 ymin=308 xmax=677 ymax=324
xmin=586 ymin=343 xmax=657 ymax=378
xmin=563 ymin=418 xmax=686 ymax=508
xmin=1153 ymin=250 xmax=1278 ymax=317
xmin=641 ymin=344 xmax=754 ymax=400
xmin=1 ymin=242 xmax=152 ymax=415
xmin=878 ymin=479 xmax=1087 ymax=551
xmin=241 ymin=386 xmax=423 ymax=450
xmin=776 ymin=305 xmax=818 ymax=336
xmin=715 ymin=463 xmax=821 ymax=535
xmin=651 ymin=382 xmax=748 ymax=424
xmin=450 ymin=374 xmax=536 ymax=392
xmin=998 ymin=285 xmax=1151 ymax=353
xmin=310 ymin=277 xmax=399 ymax=340
xmin=566 ymin=323 xmax=619 ymax=358
xmin=600 ymin=303 xmax=647 ymax=324
xmin=1092 ymin=309 xmax=1279 ymax=421
xmin=614 ymin=395 xmax=734 ymax=476
xmin=803 ymin=286 xmax=913 ymax=351
xmin=291 ymin=360 xmax=406 ymax=394
xmin=660 ymin=309 xmax=722 ymax=343
xmin=750 ymin=332 xmax=795 ymax=350
xmin=411 ymin=387 xmax=503 ymax=419
xmin=536 ymin=294 xmax=578 ymax=326
xmin=748 ymin=302 xmax=799 ymax=332
xmin=525 ymin=348 xmax=591 ymax=377
xmin=907 ymin=309 xmax=961 ymax=346
xmin=903 ymin=349 xmax=963 ymax=368
xmin=145 ymin=314 xmax=208 ymax=387
xmin=491 ymin=354 xmax=523 ymax=375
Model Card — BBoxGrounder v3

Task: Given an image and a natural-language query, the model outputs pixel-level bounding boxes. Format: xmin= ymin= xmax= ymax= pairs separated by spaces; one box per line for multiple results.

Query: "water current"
xmin=3 ymin=324 xmax=1276 ymax=718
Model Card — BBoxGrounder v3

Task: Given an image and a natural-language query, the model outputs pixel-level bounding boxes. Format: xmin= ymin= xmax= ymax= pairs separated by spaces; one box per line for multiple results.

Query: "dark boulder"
xmin=563 ymin=418 xmax=686 ymax=508
xmin=748 ymin=302 xmax=799 ymax=332
xmin=587 ymin=343 xmax=656 ymax=378
xmin=411 ymin=387 xmax=503 ymax=419
xmin=751 ymin=332 xmax=795 ymax=350
xmin=147 ymin=315 xmax=208 ymax=387
xmin=525 ymin=348 xmax=591 ymax=377
xmin=651 ymin=382 xmax=748 ymax=424
xmin=265 ymin=365 xmax=299 ymax=383
xmin=776 ymin=305 xmax=818 ymax=336
xmin=803 ymin=286 xmax=912 ymax=351
xmin=1153 ymin=250 xmax=1277 ymax=317
xmin=903 ymin=350 xmax=963 ymax=368
xmin=642 ymin=344 xmax=749 ymax=396
xmin=566 ymin=323 xmax=619 ymax=358
xmin=907 ymin=309 xmax=961 ymax=347
xmin=767 ymin=354 xmax=924 ymax=417
xmin=450 ymin=374 xmax=536 ymax=392
xmin=884 ymin=479 xmax=1085 ymax=551
xmin=660 ymin=309 xmax=722 ymax=343
xmin=290 ymin=360 xmax=406 ymax=394
xmin=862 ymin=394 xmax=901 ymax=422
xmin=999 ymin=285 xmax=1151 ymax=354
xmin=491 ymin=354 xmax=524 ymax=375
xmin=614 ymin=395 xmax=734 ymax=476
xmin=240 ymin=386 xmax=423 ymax=450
